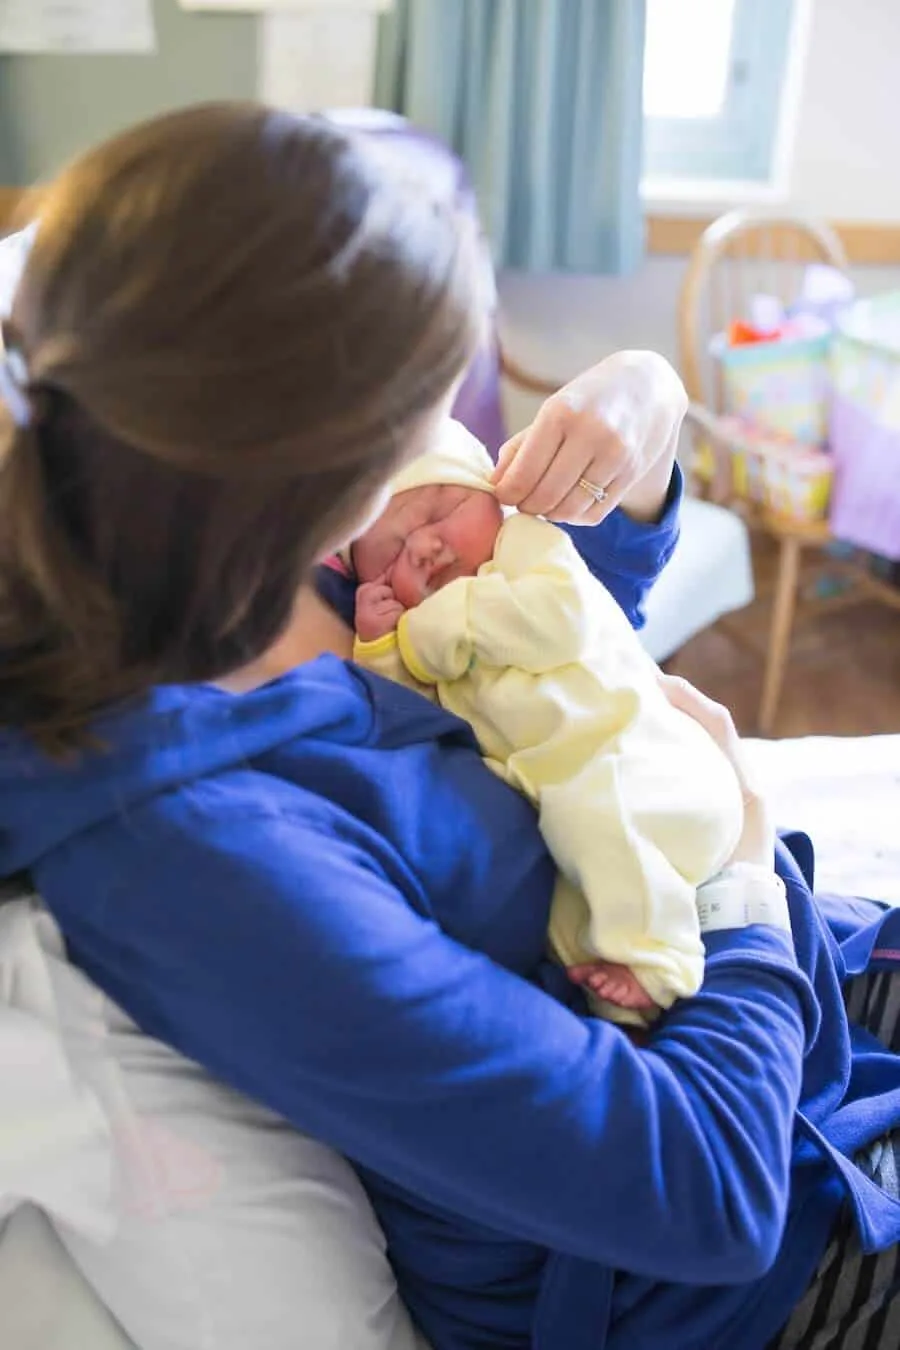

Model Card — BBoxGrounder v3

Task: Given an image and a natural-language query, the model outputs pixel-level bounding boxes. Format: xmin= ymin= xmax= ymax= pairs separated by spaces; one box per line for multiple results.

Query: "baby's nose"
xmin=410 ymin=531 xmax=445 ymax=566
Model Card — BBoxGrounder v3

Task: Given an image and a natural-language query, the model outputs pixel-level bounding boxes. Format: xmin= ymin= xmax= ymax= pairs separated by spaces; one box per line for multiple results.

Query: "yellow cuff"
xmin=353 ymin=632 xmax=399 ymax=662
xmin=396 ymin=617 xmax=437 ymax=685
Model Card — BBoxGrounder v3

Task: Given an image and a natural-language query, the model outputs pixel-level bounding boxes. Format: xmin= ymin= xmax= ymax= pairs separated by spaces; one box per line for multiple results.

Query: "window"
xmin=643 ymin=0 xmax=799 ymax=188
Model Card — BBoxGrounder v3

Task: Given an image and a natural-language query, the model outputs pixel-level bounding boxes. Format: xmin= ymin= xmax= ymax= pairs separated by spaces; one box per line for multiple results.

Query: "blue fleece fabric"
xmin=2 ymin=469 xmax=900 ymax=1350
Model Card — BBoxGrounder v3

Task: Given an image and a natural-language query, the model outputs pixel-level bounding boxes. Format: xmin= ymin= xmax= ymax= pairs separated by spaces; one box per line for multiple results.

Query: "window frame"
xmin=642 ymin=0 xmax=798 ymax=188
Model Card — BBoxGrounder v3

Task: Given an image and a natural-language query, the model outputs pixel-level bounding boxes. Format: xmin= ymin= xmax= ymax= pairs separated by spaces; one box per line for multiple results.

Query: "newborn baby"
xmin=350 ymin=420 xmax=743 ymax=1020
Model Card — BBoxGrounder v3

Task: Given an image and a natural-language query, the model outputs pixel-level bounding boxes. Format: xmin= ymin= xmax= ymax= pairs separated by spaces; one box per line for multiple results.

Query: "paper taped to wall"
xmin=181 ymin=1 xmax=392 ymax=11
xmin=259 ymin=8 xmax=381 ymax=112
xmin=0 ymin=0 xmax=156 ymax=53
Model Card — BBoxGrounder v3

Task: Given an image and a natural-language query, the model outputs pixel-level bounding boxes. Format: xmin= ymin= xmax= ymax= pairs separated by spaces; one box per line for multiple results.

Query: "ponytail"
xmin=0 ymin=405 xmax=131 ymax=753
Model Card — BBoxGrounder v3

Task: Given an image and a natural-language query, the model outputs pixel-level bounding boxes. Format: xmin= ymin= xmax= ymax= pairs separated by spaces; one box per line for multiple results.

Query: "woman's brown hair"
xmin=0 ymin=103 xmax=485 ymax=753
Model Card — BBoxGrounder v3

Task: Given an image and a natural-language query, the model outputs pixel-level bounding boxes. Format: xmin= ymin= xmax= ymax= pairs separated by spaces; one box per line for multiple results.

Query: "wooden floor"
xmin=666 ymin=542 xmax=900 ymax=739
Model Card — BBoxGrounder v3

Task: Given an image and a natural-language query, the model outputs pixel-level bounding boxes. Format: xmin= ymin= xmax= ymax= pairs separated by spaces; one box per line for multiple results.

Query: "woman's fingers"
xmin=492 ymin=402 xmax=568 ymax=511
xmin=492 ymin=428 xmax=526 ymax=483
xmin=537 ymin=418 xmax=624 ymax=522
xmin=493 ymin=401 xmax=623 ymax=522
xmin=520 ymin=432 xmax=611 ymax=518
xmin=492 ymin=353 xmax=688 ymax=526
xmin=546 ymin=475 xmax=619 ymax=525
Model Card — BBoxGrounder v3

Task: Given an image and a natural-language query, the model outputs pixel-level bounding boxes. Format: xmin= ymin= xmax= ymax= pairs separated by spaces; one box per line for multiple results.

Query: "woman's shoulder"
xmin=30 ymin=662 xmax=555 ymax=981
xmin=0 ymin=659 xmax=372 ymax=877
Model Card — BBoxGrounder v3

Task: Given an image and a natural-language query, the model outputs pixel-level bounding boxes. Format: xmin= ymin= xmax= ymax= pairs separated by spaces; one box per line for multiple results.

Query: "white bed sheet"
xmin=0 ymin=1207 xmax=131 ymax=1350
xmin=3 ymin=734 xmax=898 ymax=1350
xmin=747 ymin=735 xmax=900 ymax=905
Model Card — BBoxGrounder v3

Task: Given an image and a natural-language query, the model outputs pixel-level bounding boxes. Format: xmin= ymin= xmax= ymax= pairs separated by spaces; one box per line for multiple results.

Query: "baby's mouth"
xmin=421 ymin=562 xmax=452 ymax=598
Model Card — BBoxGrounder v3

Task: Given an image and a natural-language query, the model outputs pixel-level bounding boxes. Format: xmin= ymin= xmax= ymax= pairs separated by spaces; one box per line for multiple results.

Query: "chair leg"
xmin=758 ymin=536 xmax=802 ymax=735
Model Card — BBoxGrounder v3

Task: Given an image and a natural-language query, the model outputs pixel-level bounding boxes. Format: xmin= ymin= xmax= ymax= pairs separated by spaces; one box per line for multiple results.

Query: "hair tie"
xmin=0 ymin=344 xmax=32 ymax=428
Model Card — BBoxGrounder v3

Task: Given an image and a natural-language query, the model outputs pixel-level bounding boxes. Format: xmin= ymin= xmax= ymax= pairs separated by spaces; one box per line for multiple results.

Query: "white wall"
xmin=790 ymin=0 xmax=900 ymax=223
xmin=500 ymin=0 xmax=900 ymax=430
xmin=0 ymin=0 xmax=257 ymax=184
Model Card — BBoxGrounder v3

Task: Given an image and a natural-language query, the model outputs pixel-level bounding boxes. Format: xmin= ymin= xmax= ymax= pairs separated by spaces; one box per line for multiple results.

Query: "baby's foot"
xmin=567 ymin=961 xmax=657 ymax=1012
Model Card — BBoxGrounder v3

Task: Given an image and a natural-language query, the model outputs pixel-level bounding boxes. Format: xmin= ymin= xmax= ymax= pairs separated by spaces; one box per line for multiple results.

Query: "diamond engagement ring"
xmin=577 ymin=476 xmax=609 ymax=504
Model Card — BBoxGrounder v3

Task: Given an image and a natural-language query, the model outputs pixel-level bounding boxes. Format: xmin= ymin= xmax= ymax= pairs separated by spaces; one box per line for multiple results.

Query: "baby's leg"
xmin=540 ymin=765 xmax=707 ymax=1012
xmin=567 ymin=960 xmax=658 ymax=1012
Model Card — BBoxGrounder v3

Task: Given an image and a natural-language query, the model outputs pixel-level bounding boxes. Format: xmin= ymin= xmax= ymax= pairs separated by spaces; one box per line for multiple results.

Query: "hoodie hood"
xmin=0 ymin=655 xmax=469 ymax=880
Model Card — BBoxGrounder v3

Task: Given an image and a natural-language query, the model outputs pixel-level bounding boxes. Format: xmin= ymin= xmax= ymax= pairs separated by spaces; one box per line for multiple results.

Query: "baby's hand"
xmin=355 ymin=581 xmax=406 ymax=642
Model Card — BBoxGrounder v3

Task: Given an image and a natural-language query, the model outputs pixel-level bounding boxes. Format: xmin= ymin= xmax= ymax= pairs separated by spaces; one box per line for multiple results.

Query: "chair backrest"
xmin=327 ymin=109 xmax=508 ymax=457
xmin=678 ymin=207 xmax=848 ymax=409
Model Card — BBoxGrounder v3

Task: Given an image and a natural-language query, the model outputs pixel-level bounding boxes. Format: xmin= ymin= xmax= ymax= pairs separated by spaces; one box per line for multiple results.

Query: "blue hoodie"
xmin=2 ymin=477 xmax=900 ymax=1350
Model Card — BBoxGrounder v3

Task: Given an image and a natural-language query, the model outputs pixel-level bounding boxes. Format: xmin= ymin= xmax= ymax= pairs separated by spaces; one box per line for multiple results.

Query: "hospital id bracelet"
xmin=696 ymin=863 xmax=790 ymax=934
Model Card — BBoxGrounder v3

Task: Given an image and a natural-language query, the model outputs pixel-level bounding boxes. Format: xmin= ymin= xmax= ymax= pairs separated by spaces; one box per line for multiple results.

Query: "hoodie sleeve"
xmin=561 ymin=464 xmax=682 ymax=630
xmin=50 ymin=794 xmax=817 ymax=1287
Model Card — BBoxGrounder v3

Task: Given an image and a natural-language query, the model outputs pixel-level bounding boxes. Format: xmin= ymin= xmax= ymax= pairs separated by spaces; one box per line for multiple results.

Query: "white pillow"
xmin=0 ymin=895 xmax=114 ymax=1242
xmin=2 ymin=894 xmax=428 ymax=1350
xmin=0 ymin=1206 xmax=132 ymax=1350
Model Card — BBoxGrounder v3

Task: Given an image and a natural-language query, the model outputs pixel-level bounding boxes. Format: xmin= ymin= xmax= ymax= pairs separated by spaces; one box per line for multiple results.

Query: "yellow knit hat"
xmin=389 ymin=418 xmax=496 ymax=498
xmin=340 ymin=421 xmax=498 ymax=572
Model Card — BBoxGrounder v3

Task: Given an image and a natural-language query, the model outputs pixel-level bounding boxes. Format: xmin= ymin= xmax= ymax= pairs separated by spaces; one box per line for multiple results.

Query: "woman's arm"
xmin=559 ymin=465 xmax=682 ymax=630
xmin=46 ymin=793 xmax=816 ymax=1287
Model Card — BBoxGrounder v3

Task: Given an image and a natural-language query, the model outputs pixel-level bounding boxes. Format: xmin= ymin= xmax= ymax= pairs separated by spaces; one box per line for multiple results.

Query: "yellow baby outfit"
xmin=354 ymin=421 xmax=743 ymax=1017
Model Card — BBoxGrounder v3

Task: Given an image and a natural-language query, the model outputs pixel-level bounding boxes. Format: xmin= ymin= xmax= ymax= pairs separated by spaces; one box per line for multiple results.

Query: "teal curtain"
xmin=374 ymin=0 xmax=646 ymax=275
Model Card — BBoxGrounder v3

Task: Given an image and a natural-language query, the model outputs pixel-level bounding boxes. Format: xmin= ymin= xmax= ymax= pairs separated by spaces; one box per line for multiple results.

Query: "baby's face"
xmin=353 ymin=484 xmax=503 ymax=608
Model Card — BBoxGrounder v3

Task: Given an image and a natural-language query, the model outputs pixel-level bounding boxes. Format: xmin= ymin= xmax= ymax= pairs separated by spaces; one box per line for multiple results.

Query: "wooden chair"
xmin=678 ymin=207 xmax=900 ymax=733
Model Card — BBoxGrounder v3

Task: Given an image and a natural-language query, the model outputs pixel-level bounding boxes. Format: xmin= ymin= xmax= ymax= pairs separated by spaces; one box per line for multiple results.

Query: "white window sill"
xmin=641 ymin=176 xmax=790 ymax=216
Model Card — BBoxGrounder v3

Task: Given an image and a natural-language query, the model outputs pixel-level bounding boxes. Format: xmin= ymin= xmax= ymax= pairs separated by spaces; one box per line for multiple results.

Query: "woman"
xmin=0 ymin=105 xmax=898 ymax=1350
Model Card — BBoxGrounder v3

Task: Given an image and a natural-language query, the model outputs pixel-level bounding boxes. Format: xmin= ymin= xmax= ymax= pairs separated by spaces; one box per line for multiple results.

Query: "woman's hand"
xmin=492 ymin=351 xmax=688 ymax=526
xmin=659 ymin=674 xmax=774 ymax=868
